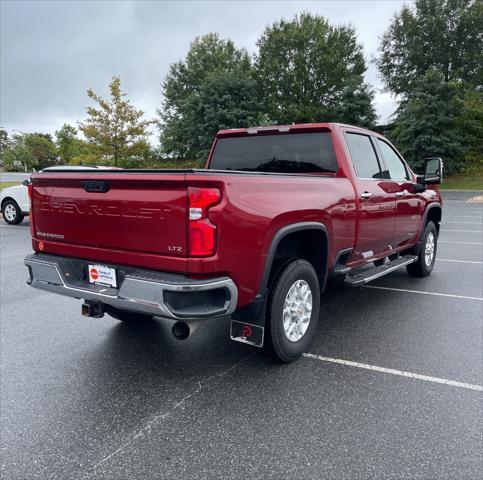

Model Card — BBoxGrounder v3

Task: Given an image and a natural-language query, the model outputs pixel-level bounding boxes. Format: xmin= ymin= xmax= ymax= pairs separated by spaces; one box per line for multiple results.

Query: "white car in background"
xmin=1 ymin=181 xmax=30 ymax=224
xmin=1 ymin=166 xmax=107 ymax=225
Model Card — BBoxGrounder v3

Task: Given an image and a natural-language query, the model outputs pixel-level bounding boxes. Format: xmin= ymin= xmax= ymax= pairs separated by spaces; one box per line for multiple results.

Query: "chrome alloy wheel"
xmin=3 ymin=203 xmax=17 ymax=222
xmin=425 ymin=231 xmax=435 ymax=266
xmin=282 ymin=279 xmax=313 ymax=342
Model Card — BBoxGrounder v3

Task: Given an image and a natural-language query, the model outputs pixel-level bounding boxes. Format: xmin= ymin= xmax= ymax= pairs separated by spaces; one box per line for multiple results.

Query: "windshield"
xmin=209 ymin=132 xmax=338 ymax=173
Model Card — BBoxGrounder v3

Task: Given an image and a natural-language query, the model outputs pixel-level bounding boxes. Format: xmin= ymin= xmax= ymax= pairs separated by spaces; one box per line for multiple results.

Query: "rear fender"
xmin=232 ymin=222 xmax=329 ymax=329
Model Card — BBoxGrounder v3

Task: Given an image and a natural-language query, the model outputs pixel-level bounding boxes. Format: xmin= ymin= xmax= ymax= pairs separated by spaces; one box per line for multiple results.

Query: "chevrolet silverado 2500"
xmin=24 ymin=123 xmax=443 ymax=362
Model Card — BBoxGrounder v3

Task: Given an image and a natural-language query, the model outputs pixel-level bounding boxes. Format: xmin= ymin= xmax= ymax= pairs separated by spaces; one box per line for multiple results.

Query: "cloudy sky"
xmin=1 ymin=0 xmax=410 ymax=142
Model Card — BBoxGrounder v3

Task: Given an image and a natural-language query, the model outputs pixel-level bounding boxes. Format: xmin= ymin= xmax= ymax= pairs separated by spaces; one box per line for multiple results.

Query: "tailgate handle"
xmin=81 ymin=180 xmax=110 ymax=193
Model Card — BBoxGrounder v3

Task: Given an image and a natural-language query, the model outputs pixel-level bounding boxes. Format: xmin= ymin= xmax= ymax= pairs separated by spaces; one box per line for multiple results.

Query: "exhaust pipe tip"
xmin=172 ymin=321 xmax=190 ymax=340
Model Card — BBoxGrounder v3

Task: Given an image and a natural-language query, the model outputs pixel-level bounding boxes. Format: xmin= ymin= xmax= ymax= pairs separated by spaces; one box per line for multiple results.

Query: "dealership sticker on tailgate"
xmin=88 ymin=264 xmax=117 ymax=288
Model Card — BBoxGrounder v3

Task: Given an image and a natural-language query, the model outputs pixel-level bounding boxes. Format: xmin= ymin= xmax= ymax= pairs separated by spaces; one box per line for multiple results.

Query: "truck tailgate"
xmin=31 ymin=172 xmax=188 ymax=262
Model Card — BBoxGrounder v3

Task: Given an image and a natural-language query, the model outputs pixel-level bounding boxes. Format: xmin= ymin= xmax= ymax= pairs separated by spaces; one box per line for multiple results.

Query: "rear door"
xmin=375 ymin=138 xmax=423 ymax=248
xmin=32 ymin=172 xmax=188 ymax=258
xmin=344 ymin=132 xmax=395 ymax=261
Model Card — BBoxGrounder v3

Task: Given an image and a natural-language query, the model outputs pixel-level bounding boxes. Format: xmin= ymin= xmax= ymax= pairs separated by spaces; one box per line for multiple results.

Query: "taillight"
xmin=188 ymin=187 xmax=221 ymax=257
xmin=28 ymin=182 xmax=34 ymax=236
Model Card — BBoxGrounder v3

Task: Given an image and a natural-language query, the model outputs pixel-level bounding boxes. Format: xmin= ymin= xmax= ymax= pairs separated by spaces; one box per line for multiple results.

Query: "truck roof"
xmin=216 ymin=122 xmax=371 ymax=138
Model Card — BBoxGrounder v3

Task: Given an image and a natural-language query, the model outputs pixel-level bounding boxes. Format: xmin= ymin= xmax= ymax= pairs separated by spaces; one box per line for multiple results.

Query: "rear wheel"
xmin=107 ymin=307 xmax=154 ymax=323
xmin=406 ymin=221 xmax=438 ymax=277
xmin=264 ymin=259 xmax=320 ymax=362
xmin=2 ymin=200 xmax=24 ymax=225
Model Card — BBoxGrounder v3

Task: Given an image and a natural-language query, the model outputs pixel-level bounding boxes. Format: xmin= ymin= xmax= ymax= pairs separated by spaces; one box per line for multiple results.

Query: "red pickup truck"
xmin=24 ymin=123 xmax=443 ymax=361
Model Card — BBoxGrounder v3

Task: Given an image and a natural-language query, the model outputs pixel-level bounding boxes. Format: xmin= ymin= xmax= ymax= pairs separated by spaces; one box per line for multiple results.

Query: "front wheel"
xmin=406 ymin=221 xmax=438 ymax=277
xmin=264 ymin=259 xmax=321 ymax=362
xmin=2 ymin=200 xmax=24 ymax=225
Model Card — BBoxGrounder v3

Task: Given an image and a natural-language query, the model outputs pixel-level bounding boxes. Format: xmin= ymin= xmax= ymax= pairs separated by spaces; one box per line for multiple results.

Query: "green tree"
xmin=390 ymin=70 xmax=466 ymax=174
xmin=3 ymin=134 xmax=38 ymax=172
xmin=454 ymin=89 xmax=483 ymax=173
xmin=160 ymin=33 xmax=252 ymax=159
xmin=377 ymin=0 xmax=482 ymax=97
xmin=24 ymin=133 xmax=58 ymax=170
xmin=335 ymin=82 xmax=377 ymax=128
xmin=3 ymin=132 xmax=57 ymax=171
xmin=79 ymin=76 xmax=152 ymax=166
xmin=255 ymin=12 xmax=376 ymax=125
xmin=180 ymin=71 xmax=263 ymax=161
xmin=55 ymin=124 xmax=85 ymax=164
xmin=0 ymin=129 xmax=7 ymax=165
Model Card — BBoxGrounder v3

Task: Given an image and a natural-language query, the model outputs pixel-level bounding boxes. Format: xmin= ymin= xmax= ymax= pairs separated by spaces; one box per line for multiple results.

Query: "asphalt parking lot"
xmin=1 ymin=190 xmax=482 ymax=479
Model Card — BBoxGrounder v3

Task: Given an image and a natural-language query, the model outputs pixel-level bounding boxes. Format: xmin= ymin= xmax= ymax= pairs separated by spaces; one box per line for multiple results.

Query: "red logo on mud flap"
xmin=242 ymin=325 xmax=252 ymax=338
xmin=90 ymin=268 xmax=99 ymax=280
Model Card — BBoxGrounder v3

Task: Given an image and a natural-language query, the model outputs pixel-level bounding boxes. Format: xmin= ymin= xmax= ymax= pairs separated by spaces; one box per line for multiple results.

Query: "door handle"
xmin=395 ymin=191 xmax=406 ymax=197
xmin=360 ymin=192 xmax=372 ymax=200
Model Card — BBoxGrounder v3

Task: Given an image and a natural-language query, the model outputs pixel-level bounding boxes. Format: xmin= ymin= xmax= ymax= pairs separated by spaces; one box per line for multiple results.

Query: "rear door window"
xmin=209 ymin=132 xmax=338 ymax=173
xmin=345 ymin=133 xmax=382 ymax=179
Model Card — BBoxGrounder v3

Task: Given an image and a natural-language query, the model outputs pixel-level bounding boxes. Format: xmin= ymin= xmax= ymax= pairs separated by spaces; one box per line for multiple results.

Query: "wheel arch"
xmin=1 ymin=196 xmax=16 ymax=209
xmin=259 ymin=222 xmax=330 ymax=297
xmin=423 ymin=202 xmax=442 ymax=235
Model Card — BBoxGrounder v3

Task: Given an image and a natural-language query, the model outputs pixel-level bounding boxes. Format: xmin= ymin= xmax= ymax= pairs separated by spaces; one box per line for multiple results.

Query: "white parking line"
xmin=364 ymin=285 xmax=483 ymax=301
xmin=302 ymin=353 xmax=483 ymax=392
xmin=444 ymin=221 xmax=483 ymax=225
xmin=442 ymin=229 xmax=482 ymax=233
xmin=438 ymin=259 xmax=483 ymax=264
xmin=439 ymin=240 xmax=482 ymax=245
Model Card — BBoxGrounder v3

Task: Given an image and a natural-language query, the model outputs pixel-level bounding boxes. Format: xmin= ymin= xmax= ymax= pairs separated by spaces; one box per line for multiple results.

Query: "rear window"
xmin=209 ymin=132 xmax=338 ymax=173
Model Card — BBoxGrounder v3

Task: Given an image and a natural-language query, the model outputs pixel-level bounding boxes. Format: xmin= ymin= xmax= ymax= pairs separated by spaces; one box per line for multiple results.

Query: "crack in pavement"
xmin=82 ymin=352 xmax=254 ymax=479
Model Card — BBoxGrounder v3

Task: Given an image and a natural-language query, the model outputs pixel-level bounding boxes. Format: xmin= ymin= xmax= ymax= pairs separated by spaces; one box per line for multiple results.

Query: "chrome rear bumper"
xmin=24 ymin=253 xmax=238 ymax=320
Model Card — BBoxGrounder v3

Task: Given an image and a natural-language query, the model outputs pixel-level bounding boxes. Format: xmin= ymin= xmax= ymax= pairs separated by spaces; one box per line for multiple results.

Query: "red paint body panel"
xmin=28 ymin=123 xmax=442 ymax=309
xmin=32 ymin=173 xmax=188 ymax=260
xmin=185 ymin=173 xmax=356 ymax=305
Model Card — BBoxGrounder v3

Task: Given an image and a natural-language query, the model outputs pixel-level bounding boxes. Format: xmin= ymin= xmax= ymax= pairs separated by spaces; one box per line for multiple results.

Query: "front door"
xmin=344 ymin=132 xmax=395 ymax=262
xmin=375 ymin=138 xmax=423 ymax=248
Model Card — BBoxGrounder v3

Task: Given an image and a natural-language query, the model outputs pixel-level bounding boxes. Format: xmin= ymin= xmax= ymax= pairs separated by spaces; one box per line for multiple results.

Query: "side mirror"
xmin=408 ymin=180 xmax=426 ymax=193
xmin=22 ymin=179 xmax=30 ymax=186
xmin=423 ymin=157 xmax=443 ymax=185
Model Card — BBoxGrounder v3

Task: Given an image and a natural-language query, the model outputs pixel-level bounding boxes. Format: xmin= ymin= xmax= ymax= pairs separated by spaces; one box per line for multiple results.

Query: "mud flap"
xmin=230 ymin=320 xmax=264 ymax=348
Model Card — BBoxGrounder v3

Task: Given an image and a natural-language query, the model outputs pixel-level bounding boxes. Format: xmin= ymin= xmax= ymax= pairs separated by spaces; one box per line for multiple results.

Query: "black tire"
xmin=264 ymin=259 xmax=321 ymax=362
xmin=2 ymin=199 xmax=24 ymax=225
xmin=106 ymin=307 xmax=154 ymax=323
xmin=406 ymin=221 xmax=438 ymax=277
